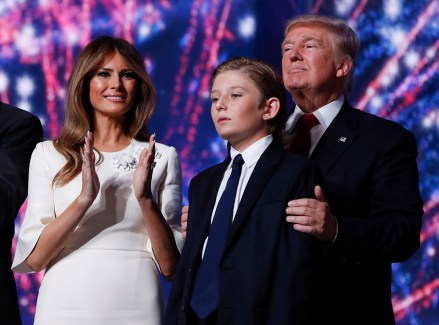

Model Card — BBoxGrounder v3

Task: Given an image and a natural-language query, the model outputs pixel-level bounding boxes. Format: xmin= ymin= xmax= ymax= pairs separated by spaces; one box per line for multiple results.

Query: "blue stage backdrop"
xmin=1 ymin=0 xmax=438 ymax=324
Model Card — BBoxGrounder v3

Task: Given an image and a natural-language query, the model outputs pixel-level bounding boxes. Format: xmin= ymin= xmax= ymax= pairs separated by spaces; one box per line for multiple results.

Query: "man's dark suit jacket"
xmin=165 ymin=140 xmax=324 ymax=325
xmin=0 ymin=102 xmax=43 ymax=325
xmin=311 ymin=102 xmax=423 ymax=325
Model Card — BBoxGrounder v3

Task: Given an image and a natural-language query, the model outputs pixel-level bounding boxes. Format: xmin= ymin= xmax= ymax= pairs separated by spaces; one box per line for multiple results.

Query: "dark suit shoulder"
xmin=337 ymin=105 xmax=418 ymax=153
xmin=273 ymin=149 xmax=321 ymax=178
xmin=0 ymin=102 xmax=42 ymax=137
xmin=189 ymin=160 xmax=228 ymax=187
xmin=0 ymin=101 xmax=38 ymax=120
xmin=282 ymin=150 xmax=317 ymax=167
xmin=351 ymin=106 xmax=414 ymax=137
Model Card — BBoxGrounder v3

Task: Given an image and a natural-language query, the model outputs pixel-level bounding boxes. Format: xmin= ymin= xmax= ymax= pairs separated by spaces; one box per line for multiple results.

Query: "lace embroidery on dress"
xmin=111 ymin=143 xmax=162 ymax=172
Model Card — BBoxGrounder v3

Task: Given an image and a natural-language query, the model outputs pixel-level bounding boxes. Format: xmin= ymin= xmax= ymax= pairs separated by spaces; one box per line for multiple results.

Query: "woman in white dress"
xmin=12 ymin=36 xmax=183 ymax=325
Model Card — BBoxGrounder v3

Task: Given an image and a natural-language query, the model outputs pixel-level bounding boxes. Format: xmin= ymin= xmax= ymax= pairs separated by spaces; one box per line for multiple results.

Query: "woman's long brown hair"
xmin=53 ymin=36 xmax=156 ymax=186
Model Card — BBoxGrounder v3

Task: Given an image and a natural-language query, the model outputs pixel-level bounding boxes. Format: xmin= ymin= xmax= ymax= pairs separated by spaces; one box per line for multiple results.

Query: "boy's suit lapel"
xmin=227 ymin=141 xmax=283 ymax=245
xmin=187 ymin=158 xmax=231 ymax=263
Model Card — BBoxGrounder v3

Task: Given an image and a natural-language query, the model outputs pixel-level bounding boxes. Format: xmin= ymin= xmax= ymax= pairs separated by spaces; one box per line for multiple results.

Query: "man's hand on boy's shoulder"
xmin=285 ymin=185 xmax=338 ymax=242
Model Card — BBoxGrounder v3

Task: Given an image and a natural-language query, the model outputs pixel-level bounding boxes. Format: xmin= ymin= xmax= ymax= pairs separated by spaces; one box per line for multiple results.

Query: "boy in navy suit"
xmin=165 ymin=57 xmax=323 ymax=325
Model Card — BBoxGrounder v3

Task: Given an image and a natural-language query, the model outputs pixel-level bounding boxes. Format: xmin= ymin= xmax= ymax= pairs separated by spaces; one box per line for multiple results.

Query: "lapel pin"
xmin=338 ymin=136 xmax=347 ymax=143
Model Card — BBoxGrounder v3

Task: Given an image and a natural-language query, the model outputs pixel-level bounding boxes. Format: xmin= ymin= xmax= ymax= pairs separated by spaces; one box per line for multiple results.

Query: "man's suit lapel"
xmin=227 ymin=141 xmax=283 ymax=245
xmin=311 ymin=102 xmax=359 ymax=176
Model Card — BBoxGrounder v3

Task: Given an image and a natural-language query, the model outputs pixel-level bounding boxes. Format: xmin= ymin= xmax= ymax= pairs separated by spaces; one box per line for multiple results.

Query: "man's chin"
xmin=286 ymin=85 xmax=305 ymax=94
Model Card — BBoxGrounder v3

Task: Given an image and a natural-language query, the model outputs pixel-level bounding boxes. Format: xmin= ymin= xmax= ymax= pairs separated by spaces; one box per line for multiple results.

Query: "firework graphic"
xmin=1 ymin=0 xmax=437 ymax=324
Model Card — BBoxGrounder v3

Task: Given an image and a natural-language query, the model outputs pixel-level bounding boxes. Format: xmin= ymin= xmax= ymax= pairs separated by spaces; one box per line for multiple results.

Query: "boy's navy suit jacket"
xmin=165 ymin=140 xmax=324 ymax=325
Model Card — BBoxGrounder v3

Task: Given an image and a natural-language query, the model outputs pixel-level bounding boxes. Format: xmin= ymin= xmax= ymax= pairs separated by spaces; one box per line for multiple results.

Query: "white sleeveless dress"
xmin=12 ymin=140 xmax=183 ymax=325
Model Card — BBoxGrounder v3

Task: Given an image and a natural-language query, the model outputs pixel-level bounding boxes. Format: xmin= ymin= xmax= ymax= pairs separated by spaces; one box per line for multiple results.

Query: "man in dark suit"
xmin=166 ymin=57 xmax=323 ymax=324
xmin=0 ymin=101 xmax=43 ymax=325
xmin=282 ymin=15 xmax=423 ymax=324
